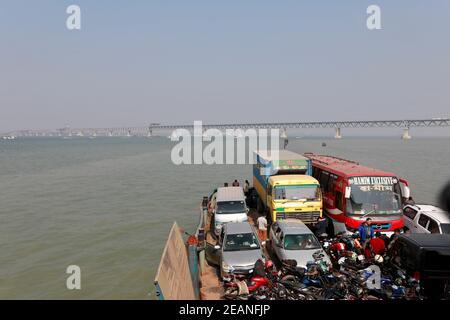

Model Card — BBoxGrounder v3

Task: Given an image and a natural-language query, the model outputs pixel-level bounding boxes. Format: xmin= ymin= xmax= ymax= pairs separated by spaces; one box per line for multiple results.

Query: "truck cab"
xmin=253 ymin=150 xmax=322 ymax=224
xmin=265 ymin=175 xmax=322 ymax=223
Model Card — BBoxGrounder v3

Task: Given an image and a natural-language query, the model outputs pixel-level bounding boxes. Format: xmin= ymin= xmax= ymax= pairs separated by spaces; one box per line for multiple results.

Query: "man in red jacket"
xmin=370 ymin=232 xmax=386 ymax=255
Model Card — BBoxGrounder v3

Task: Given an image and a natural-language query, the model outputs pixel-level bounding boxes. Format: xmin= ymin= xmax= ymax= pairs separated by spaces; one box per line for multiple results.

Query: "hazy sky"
xmin=1 ymin=1 xmax=449 ymax=135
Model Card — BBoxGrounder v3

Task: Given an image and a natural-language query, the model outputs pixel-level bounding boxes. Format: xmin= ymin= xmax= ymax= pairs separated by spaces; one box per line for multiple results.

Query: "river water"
xmin=0 ymin=137 xmax=449 ymax=299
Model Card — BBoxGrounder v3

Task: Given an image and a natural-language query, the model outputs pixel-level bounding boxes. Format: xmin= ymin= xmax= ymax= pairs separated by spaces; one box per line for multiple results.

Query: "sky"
xmin=0 ymin=1 xmax=449 ymax=135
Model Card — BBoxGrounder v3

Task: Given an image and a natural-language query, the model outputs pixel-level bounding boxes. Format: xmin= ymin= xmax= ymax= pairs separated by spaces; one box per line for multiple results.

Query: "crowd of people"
xmin=311 ymin=216 xmax=404 ymax=260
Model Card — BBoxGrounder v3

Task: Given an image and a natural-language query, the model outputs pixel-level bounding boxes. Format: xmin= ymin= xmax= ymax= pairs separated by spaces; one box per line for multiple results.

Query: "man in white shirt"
xmin=257 ymin=214 xmax=268 ymax=242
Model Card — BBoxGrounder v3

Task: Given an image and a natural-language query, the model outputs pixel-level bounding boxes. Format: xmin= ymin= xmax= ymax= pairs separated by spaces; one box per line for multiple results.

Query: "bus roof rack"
xmin=304 ymin=153 xmax=359 ymax=166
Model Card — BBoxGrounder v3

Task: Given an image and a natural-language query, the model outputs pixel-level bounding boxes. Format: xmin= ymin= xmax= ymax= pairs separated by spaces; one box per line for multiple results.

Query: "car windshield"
xmin=347 ymin=177 xmax=402 ymax=216
xmin=283 ymin=234 xmax=321 ymax=250
xmin=440 ymin=224 xmax=450 ymax=234
xmin=274 ymin=185 xmax=320 ymax=201
xmin=216 ymin=201 xmax=246 ymax=214
xmin=224 ymin=232 xmax=260 ymax=251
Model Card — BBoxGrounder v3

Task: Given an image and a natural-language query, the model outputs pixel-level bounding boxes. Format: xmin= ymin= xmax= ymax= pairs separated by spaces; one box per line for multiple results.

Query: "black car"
xmin=389 ymin=233 xmax=450 ymax=299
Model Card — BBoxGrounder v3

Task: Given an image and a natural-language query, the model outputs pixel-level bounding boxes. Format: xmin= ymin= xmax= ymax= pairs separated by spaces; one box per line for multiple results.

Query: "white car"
xmin=212 ymin=187 xmax=249 ymax=236
xmin=403 ymin=204 xmax=450 ymax=234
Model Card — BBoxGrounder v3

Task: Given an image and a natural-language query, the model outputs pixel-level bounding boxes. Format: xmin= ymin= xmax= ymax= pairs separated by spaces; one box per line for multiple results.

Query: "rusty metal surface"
xmin=154 ymin=222 xmax=196 ymax=300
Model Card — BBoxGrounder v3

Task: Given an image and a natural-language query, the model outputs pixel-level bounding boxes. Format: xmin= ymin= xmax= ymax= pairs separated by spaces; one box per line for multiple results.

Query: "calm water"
xmin=0 ymin=137 xmax=449 ymax=299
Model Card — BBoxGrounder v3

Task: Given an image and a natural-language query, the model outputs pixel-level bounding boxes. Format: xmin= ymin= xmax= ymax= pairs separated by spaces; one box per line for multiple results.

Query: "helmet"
xmin=331 ymin=242 xmax=345 ymax=252
xmin=374 ymin=254 xmax=384 ymax=263
xmin=265 ymin=260 xmax=274 ymax=270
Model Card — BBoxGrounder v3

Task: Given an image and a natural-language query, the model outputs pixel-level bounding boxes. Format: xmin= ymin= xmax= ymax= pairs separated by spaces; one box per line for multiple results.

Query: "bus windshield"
xmin=346 ymin=176 xmax=402 ymax=216
xmin=274 ymin=185 xmax=320 ymax=202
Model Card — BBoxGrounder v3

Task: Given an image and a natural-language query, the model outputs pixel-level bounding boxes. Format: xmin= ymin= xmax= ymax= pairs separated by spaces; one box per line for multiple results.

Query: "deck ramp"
xmin=154 ymin=222 xmax=196 ymax=300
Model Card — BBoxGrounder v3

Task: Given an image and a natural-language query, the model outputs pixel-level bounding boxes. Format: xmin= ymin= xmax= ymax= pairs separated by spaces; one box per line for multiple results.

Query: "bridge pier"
xmin=281 ymin=128 xmax=288 ymax=149
xmin=334 ymin=127 xmax=342 ymax=139
xmin=402 ymin=128 xmax=411 ymax=140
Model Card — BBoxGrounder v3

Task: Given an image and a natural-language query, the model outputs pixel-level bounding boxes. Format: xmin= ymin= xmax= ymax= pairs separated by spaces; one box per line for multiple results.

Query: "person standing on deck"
xmin=388 ymin=228 xmax=402 ymax=250
xmin=243 ymin=180 xmax=250 ymax=197
xmin=257 ymin=214 xmax=268 ymax=243
xmin=314 ymin=216 xmax=328 ymax=237
xmin=232 ymin=179 xmax=240 ymax=187
xmin=358 ymin=218 xmax=374 ymax=244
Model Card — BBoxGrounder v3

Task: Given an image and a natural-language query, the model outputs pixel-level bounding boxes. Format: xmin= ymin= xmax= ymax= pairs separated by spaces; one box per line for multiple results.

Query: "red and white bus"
xmin=304 ymin=153 xmax=411 ymax=236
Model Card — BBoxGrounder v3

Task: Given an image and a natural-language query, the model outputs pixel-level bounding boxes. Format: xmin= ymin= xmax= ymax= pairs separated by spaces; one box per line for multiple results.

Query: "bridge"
xmin=3 ymin=118 xmax=450 ymax=139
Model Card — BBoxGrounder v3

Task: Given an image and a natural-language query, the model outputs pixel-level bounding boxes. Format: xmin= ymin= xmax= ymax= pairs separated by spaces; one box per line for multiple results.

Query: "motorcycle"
xmin=223 ymin=260 xmax=277 ymax=299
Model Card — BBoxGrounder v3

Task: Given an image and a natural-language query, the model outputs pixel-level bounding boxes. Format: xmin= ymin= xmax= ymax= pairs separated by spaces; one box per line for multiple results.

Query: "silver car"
xmin=269 ymin=219 xmax=331 ymax=269
xmin=217 ymin=222 xmax=265 ymax=281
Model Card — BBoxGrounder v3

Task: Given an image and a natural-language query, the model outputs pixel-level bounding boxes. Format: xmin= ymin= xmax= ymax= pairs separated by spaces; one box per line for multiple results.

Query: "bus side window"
xmin=327 ymin=174 xmax=337 ymax=193
xmin=319 ymin=171 xmax=329 ymax=191
xmin=335 ymin=191 xmax=343 ymax=211
xmin=314 ymin=168 xmax=321 ymax=180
